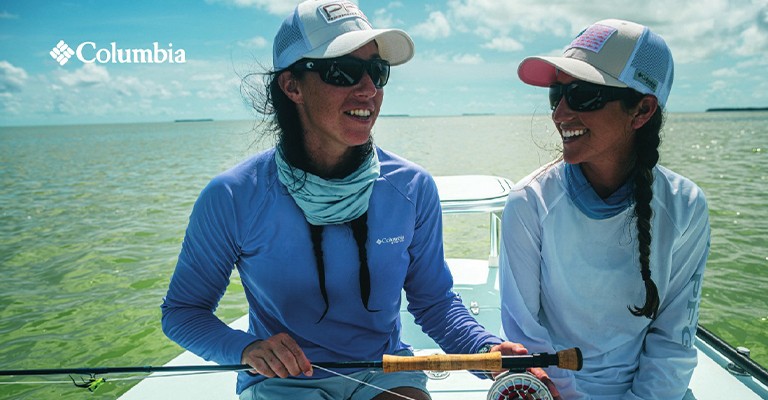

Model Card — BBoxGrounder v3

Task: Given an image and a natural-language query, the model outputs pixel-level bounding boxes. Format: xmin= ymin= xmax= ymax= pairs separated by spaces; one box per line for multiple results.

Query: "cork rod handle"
xmin=381 ymin=347 xmax=583 ymax=373
xmin=556 ymin=348 xmax=583 ymax=371
xmin=382 ymin=352 xmax=501 ymax=373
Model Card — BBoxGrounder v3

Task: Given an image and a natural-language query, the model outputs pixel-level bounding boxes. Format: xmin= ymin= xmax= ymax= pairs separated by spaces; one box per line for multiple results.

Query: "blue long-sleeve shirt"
xmin=499 ymin=162 xmax=709 ymax=399
xmin=161 ymin=147 xmax=500 ymax=394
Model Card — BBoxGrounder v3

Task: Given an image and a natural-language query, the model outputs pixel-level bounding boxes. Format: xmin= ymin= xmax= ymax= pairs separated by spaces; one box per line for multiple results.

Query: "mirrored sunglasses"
xmin=292 ymin=56 xmax=390 ymax=89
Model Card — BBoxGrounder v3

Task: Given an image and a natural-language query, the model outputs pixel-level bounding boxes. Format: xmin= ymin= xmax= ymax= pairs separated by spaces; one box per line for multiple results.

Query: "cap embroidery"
xmin=569 ymin=24 xmax=617 ymax=53
xmin=320 ymin=1 xmax=368 ymax=23
xmin=634 ymin=70 xmax=658 ymax=91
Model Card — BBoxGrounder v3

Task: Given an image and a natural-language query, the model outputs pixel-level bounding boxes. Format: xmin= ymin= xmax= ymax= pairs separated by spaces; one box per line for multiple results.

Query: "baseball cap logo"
xmin=634 ymin=70 xmax=659 ymax=92
xmin=50 ymin=40 xmax=75 ymax=65
xmin=320 ymin=1 xmax=367 ymax=23
xmin=570 ymin=24 xmax=616 ymax=54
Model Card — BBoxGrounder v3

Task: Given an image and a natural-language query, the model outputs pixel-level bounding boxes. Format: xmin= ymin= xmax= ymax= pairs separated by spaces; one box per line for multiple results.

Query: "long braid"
xmin=628 ymin=106 xmax=664 ymax=319
xmin=309 ymin=224 xmax=329 ymax=323
xmin=350 ymin=212 xmax=378 ymax=312
xmin=310 ymin=212 xmax=377 ymax=323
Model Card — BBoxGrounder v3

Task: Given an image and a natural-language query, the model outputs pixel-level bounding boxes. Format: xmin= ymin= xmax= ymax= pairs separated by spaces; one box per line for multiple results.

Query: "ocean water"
xmin=0 ymin=113 xmax=766 ymax=399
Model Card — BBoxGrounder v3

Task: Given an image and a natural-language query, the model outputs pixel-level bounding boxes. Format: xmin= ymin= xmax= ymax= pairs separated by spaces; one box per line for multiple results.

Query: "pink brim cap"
xmin=516 ymin=19 xmax=674 ymax=107
xmin=517 ymin=56 xmax=628 ymax=88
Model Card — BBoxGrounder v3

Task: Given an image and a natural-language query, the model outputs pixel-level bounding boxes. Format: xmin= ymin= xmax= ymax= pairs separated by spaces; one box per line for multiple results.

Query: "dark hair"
xmin=244 ymin=66 xmax=377 ymax=322
xmin=308 ymin=212 xmax=378 ymax=323
xmin=621 ymin=93 xmax=665 ymax=319
xmin=248 ymin=64 xmax=373 ymax=178
xmin=245 ymin=68 xmax=311 ymax=171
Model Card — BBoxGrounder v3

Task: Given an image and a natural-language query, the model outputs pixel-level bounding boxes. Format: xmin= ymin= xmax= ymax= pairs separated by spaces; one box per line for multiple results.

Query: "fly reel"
xmin=487 ymin=371 xmax=553 ymax=400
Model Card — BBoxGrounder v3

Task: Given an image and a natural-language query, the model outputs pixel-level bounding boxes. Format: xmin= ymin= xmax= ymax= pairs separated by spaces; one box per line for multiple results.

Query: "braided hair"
xmin=309 ymin=212 xmax=378 ymax=323
xmin=308 ymin=224 xmax=329 ymax=322
xmin=350 ymin=212 xmax=377 ymax=314
xmin=248 ymin=67 xmax=377 ymax=322
xmin=622 ymin=94 xmax=665 ymax=319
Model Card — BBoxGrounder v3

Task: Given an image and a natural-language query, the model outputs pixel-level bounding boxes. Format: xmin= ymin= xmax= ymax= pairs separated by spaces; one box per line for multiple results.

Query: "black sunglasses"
xmin=292 ymin=56 xmax=391 ymax=88
xmin=549 ymin=81 xmax=634 ymax=112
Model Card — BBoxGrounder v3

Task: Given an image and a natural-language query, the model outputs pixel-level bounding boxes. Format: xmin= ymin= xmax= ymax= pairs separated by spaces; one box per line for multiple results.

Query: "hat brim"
xmin=304 ymin=29 xmax=414 ymax=66
xmin=518 ymin=56 xmax=627 ymax=88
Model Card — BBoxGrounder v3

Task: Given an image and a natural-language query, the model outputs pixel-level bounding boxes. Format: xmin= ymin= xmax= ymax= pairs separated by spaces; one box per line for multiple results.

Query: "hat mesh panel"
xmin=630 ymin=34 xmax=670 ymax=93
xmin=275 ymin=21 xmax=305 ymax=68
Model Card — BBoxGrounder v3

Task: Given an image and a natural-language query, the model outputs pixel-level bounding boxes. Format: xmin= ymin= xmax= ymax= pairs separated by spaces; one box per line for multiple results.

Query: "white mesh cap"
xmin=273 ymin=0 xmax=415 ymax=70
xmin=518 ymin=19 xmax=674 ymax=107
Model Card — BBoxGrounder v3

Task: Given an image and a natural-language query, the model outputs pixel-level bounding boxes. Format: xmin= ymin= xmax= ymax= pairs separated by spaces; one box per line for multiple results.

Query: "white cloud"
xmin=237 ymin=36 xmax=269 ymax=49
xmin=709 ymin=80 xmax=728 ymax=91
xmin=415 ymin=50 xmax=483 ymax=65
xmin=372 ymin=8 xmax=395 ymax=28
xmin=27 ymin=62 xmax=220 ymax=122
xmin=370 ymin=2 xmax=406 ymax=28
xmin=445 ymin=0 xmax=570 ymax=38
xmin=452 ymin=53 xmax=483 ymax=64
xmin=735 ymin=24 xmax=768 ymax=56
xmin=191 ymin=73 xmax=228 ymax=81
xmin=196 ymin=76 xmax=241 ymax=100
xmin=417 ymin=50 xmax=449 ymax=63
xmin=204 ymin=0 xmax=300 ymax=15
xmin=112 ymin=75 xmax=176 ymax=99
xmin=411 ymin=11 xmax=451 ymax=40
xmin=57 ymin=63 xmax=110 ymax=87
xmin=482 ymin=36 xmax=524 ymax=52
xmin=444 ymin=0 xmax=768 ymax=64
xmin=712 ymin=68 xmax=738 ymax=78
xmin=0 ymin=61 xmax=28 ymax=93
xmin=0 ymin=92 xmax=22 ymax=115
xmin=0 ymin=11 xmax=19 ymax=19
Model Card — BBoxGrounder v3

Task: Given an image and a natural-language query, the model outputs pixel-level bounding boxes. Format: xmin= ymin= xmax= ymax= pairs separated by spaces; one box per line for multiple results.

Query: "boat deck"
xmin=118 ymin=259 xmax=768 ymax=399
xmin=118 ymin=175 xmax=768 ymax=399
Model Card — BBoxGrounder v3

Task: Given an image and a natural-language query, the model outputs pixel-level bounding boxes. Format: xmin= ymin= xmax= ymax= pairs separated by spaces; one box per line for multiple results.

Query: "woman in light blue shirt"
xmin=500 ymin=19 xmax=710 ymax=399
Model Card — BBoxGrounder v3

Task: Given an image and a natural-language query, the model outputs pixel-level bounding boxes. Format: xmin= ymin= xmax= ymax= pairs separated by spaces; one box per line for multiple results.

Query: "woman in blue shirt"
xmin=161 ymin=1 xmax=528 ymax=399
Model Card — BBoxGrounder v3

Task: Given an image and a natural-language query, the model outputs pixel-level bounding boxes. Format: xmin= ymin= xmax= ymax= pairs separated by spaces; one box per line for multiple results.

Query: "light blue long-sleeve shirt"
xmin=499 ymin=162 xmax=709 ymax=399
xmin=161 ymin=147 xmax=500 ymax=394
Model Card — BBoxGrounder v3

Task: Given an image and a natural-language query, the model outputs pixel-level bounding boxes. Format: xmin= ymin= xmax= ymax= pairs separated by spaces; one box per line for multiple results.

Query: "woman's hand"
xmin=527 ymin=367 xmax=560 ymax=399
xmin=241 ymin=332 xmax=313 ymax=378
xmin=490 ymin=341 xmax=528 ymax=356
xmin=490 ymin=342 xmax=561 ymax=399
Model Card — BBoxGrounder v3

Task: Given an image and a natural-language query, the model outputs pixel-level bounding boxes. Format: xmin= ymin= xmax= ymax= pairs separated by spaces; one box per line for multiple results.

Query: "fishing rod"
xmin=0 ymin=347 xmax=582 ymax=377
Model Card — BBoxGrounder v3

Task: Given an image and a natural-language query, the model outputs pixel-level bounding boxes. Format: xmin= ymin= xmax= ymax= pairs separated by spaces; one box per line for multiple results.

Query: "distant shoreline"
xmin=5 ymin=111 xmax=768 ymax=128
xmin=705 ymin=107 xmax=768 ymax=112
xmin=174 ymin=118 xmax=214 ymax=123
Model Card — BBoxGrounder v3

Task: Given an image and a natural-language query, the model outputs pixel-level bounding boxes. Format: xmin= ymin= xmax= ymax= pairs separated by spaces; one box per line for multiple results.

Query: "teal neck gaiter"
xmin=275 ymin=148 xmax=380 ymax=225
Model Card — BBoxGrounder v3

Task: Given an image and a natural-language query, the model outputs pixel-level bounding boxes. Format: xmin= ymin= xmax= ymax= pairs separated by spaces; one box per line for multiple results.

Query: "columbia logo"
xmin=50 ymin=40 xmax=75 ymax=65
xmin=634 ymin=70 xmax=659 ymax=92
xmin=376 ymin=235 xmax=405 ymax=245
xmin=46 ymin=40 xmax=186 ymax=65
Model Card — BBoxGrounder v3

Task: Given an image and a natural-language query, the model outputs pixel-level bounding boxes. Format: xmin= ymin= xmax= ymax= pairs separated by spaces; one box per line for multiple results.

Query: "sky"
xmin=1 ymin=0 xmax=767 ymax=126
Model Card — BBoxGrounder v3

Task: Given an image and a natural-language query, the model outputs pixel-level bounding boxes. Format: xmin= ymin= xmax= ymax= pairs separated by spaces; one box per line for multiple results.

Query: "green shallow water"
xmin=0 ymin=113 xmax=766 ymax=398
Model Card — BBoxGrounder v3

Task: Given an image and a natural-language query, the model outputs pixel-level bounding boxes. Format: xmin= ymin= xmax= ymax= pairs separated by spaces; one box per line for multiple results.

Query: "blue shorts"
xmin=239 ymin=349 xmax=428 ymax=400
